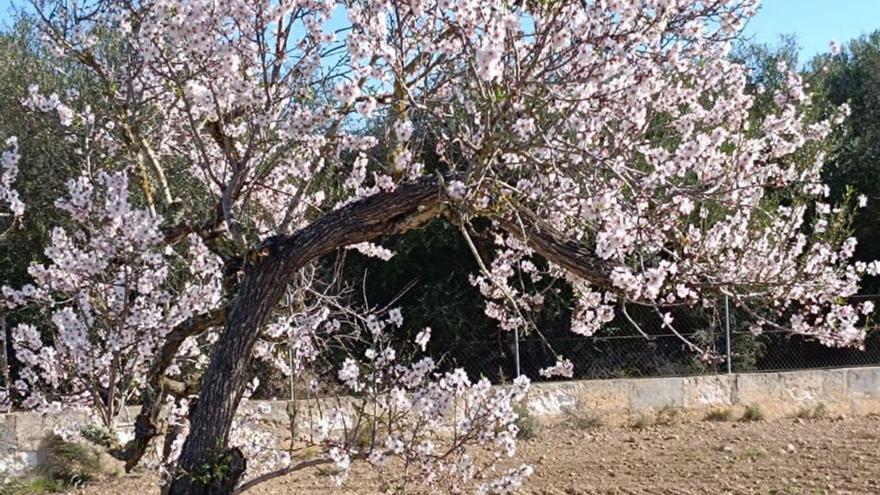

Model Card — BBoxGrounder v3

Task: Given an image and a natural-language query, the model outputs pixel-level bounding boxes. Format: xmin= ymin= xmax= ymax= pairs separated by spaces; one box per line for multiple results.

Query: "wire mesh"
xmin=437 ymin=297 xmax=880 ymax=383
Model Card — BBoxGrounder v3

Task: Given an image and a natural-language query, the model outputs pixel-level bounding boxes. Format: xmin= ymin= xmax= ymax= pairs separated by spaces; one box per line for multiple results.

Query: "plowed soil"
xmin=72 ymin=414 xmax=880 ymax=494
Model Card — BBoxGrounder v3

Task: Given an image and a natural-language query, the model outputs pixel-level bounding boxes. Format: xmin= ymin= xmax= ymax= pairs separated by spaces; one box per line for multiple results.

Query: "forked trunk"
xmin=167 ymin=178 xmax=443 ymax=494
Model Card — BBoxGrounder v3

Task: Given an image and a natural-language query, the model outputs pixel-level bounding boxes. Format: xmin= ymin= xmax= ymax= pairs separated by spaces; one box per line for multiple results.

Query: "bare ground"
xmin=72 ymin=414 xmax=880 ymax=495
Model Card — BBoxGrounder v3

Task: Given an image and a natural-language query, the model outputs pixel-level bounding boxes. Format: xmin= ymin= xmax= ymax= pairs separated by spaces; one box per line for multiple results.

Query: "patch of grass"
xmin=79 ymin=425 xmax=113 ymax=448
xmin=513 ymin=404 xmax=540 ymax=440
xmin=563 ymin=407 xmax=604 ymax=430
xmin=350 ymin=414 xmax=389 ymax=450
xmin=0 ymin=475 xmax=64 ymax=495
xmin=796 ymin=403 xmax=828 ymax=420
xmin=315 ymin=465 xmax=346 ymax=478
xmin=629 ymin=414 xmax=653 ymax=429
xmin=704 ymin=408 xmax=733 ymax=422
xmin=740 ymin=405 xmax=765 ymax=422
xmin=37 ymin=434 xmax=102 ymax=486
xmin=655 ymin=405 xmax=679 ymax=426
xmin=0 ymin=435 xmax=103 ymax=495
xmin=739 ymin=447 xmax=769 ymax=461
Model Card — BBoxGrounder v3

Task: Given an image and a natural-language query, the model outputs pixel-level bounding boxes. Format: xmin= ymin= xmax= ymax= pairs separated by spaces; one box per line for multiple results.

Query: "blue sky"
xmin=1 ymin=0 xmax=878 ymax=61
xmin=742 ymin=0 xmax=880 ymax=61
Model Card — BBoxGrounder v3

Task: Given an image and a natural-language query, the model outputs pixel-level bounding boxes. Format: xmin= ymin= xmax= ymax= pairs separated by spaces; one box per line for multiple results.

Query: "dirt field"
xmin=73 ymin=414 xmax=880 ymax=495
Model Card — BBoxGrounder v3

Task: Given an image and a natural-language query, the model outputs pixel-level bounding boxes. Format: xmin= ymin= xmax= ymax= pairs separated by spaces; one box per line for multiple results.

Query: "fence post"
xmin=514 ymin=327 xmax=521 ymax=378
xmin=724 ymin=295 xmax=732 ymax=374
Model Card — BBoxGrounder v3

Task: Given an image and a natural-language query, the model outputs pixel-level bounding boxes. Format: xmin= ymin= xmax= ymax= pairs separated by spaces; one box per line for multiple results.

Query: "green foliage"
xmin=79 ymin=425 xmax=113 ymax=449
xmin=629 ymin=414 xmax=653 ymax=429
xmin=563 ymin=407 xmax=604 ymax=430
xmin=796 ymin=403 xmax=828 ymax=420
xmin=740 ymin=405 xmax=765 ymax=422
xmin=808 ymin=30 xmax=880 ymax=292
xmin=0 ymin=17 xmax=96 ymax=277
xmin=185 ymin=448 xmax=244 ymax=488
xmin=704 ymin=408 xmax=733 ymax=422
xmin=0 ymin=475 xmax=64 ymax=495
xmin=0 ymin=18 xmax=103 ymax=403
xmin=513 ymin=403 xmax=539 ymax=440
xmin=655 ymin=405 xmax=679 ymax=426
xmin=36 ymin=434 xmax=102 ymax=487
xmin=739 ymin=447 xmax=769 ymax=461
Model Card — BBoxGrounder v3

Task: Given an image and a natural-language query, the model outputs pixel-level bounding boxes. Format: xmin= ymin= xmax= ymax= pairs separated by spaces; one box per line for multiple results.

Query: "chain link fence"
xmin=435 ymin=296 xmax=880 ymax=383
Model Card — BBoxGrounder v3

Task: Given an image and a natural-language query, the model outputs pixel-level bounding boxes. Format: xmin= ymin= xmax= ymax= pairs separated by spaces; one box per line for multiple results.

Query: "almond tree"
xmin=2 ymin=0 xmax=876 ymax=493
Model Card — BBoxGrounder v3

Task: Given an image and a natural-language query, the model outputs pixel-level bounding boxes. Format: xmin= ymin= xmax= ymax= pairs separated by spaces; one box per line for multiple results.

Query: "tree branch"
xmin=110 ymin=307 xmax=227 ymax=470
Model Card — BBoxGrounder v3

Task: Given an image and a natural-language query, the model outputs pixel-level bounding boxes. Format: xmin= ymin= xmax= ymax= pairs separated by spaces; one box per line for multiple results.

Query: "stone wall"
xmin=1 ymin=367 xmax=878 ymax=467
xmin=525 ymin=366 xmax=880 ymax=421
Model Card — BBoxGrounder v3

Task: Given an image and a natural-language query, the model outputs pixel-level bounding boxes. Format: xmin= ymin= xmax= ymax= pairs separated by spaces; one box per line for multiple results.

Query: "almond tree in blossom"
xmin=1 ymin=0 xmax=876 ymax=493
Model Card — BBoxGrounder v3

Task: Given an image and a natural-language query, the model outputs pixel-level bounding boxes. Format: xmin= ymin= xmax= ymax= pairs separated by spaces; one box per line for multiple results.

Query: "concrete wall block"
xmin=13 ymin=410 xmax=92 ymax=451
xmin=735 ymin=370 xmax=831 ymax=417
xmin=241 ymin=400 xmax=290 ymax=424
xmin=737 ymin=370 xmax=822 ymax=403
xmin=572 ymin=380 xmax=631 ymax=413
xmin=527 ymin=382 xmax=580 ymax=416
xmin=682 ymin=375 xmax=734 ymax=409
xmin=849 ymin=397 xmax=880 ymax=416
xmin=628 ymin=377 xmax=684 ymax=410
xmin=820 ymin=369 xmax=849 ymax=401
xmin=0 ymin=414 xmax=16 ymax=456
xmin=847 ymin=367 xmax=880 ymax=396
xmin=778 ymin=370 xmax=826 ymax=403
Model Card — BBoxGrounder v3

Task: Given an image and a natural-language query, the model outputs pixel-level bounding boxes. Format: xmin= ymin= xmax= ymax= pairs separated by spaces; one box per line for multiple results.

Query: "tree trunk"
xmin=167 ymin=178 xmax=443 ymax=494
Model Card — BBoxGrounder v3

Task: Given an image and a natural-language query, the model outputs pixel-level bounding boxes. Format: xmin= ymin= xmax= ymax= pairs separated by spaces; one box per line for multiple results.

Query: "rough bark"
xmin=167 ymin=177 xmax=444 ymax=494
xmin=110 ymin=308 xmax=226 ymax=470
xmin=168 ymin=176 xmax=615 ymax=494
xmin=497 ymin=214 xmax=613 ymax=289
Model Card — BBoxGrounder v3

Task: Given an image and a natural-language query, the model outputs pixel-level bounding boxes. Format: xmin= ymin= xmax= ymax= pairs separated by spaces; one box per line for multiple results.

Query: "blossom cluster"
xmin=289 ymin=308 xmax=533 ymax=493
xmin=0 ymin=137 xmax=23 ymax=220
xmin=2 ymin=171 xmax=222 ymax=426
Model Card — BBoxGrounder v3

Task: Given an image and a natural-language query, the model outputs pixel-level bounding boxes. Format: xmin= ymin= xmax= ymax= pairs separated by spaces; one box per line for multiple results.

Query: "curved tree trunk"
xmin=168 ymin=178 xmax=444 ymax=494
xmin=168 ymin=177 xmax=614 ymax=494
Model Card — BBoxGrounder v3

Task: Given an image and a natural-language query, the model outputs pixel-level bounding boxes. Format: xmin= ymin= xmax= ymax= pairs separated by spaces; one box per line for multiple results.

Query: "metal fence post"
xmin=514 ymin=327 xmax=521 ymax=378
xmin=724 ymin=295 xmax=732 ymax=374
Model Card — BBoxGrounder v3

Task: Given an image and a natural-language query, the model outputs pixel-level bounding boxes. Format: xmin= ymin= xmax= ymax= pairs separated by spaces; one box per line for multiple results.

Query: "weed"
xmin=655 ymin=405 xmax=679 ymax=426
xmin=315 ymin=465 xmax=346 ymax=478
xmin=0 ymin=435 xmax=103 ymax=495
xmin=630 ymin=414 xmax=653 ymax=429
xmin=704 ymin=408 xmax=733 ymax=422
xmin=563 ymin=405 xmax=604 ymax=430
xmin=37 ymin=434 xmax=101 ymax=486
xmin=740 ymin=405 xmax=765 ymax=422
xmin=80 ymin=425 xmax=113 ymax=448
xmin=796 ymin=403 xmax=828 ymax=420
xmin=0 ymin=475 xmax=63 ymax=495
xmin=350 ymin=415 xmax=389 ymax=450
xmin=739 ymin=447 xmax=768 ymax=461
xmin=513 ymin=404 xmax=539 ymax=440
xmin=565 ymin=410 xmax=604 ymax=430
